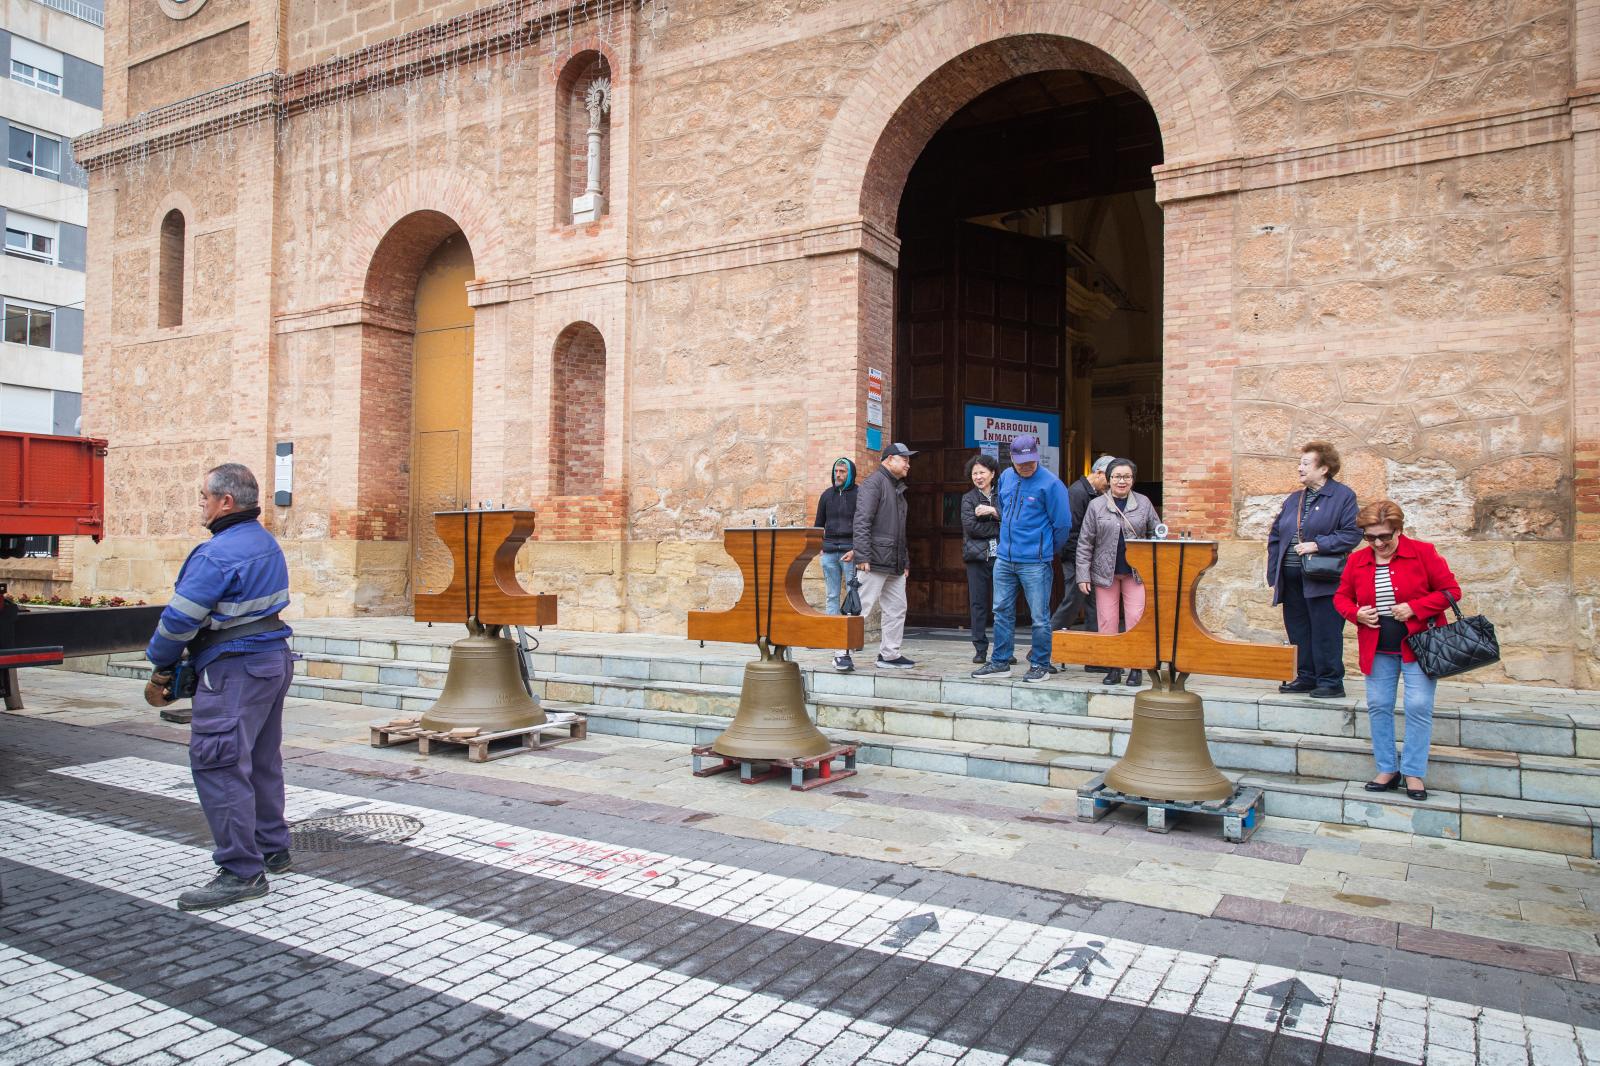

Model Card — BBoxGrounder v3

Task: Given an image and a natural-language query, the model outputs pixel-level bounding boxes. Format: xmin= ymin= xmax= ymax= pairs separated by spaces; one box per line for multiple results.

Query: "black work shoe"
xmin=1308 ymin=686 xmax=1346 ymax=699
xmin=1279 ymin=680 xmax=1316 ymax=693
xmin=263 ymin=851 xmax=292 ymax=875
xmin=972 ymin=650 xmax=987 ymax=664
xmin=1083 ymin=664 xmax=1111 ymax=673
xmin=1023 ymin=665 xmax=1051 ymax=683
xmin=972 ymin=661 xmax=1012 ymax=678
xmin=1102 ymin=668 xmax=1123 ymax=686
xmin=1124 ymin=669 xmax=1143 ymax=688
xmin=177 ymin=870 xmax=269 ymax=912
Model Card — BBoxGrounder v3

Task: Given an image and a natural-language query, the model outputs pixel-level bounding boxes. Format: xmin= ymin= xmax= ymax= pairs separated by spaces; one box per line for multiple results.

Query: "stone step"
xmin=270 ymin=645 xmax=1600 ymax=756
xmin=107 ymin=657 xmax=1600 ymax=858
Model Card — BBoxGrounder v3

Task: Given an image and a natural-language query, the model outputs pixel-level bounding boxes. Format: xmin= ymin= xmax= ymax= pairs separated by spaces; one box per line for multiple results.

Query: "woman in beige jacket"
xmin=1074 ymin=458 xmax=1162 ymax=687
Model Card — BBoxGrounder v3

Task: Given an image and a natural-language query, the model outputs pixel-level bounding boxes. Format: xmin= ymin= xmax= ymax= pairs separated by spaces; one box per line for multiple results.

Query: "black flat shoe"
xmin=1308 ymin=686 xmax=1346 ymax=699
xmin=1124 ymin=669 xmax=1142 ymax=687
xmin=1279 ymin=680 xmax=1316 ymax=693
xmin=972 ymin=652 xmax=987 ymax=664
xmin=1102 ymin=668 xmax=1123 ymax=686
xmin=1363 ymin=774 xmax=1400 ymax=792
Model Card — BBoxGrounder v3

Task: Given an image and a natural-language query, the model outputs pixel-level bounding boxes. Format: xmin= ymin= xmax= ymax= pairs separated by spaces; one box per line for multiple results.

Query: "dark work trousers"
xmin=1049 ymin=580 xmax=1098 ymax=634
xmin=189 ymin=647 xmax=294 ymax=878
xmin=965 ymin=558 xmax=994 ymax=655
xmin=1279 ymin=568 xmax=1346 ymax=688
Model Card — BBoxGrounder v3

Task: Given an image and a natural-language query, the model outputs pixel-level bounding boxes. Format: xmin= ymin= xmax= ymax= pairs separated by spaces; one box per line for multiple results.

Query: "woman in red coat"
xmin=1332 ymin=499 xmax=1461 ymax=801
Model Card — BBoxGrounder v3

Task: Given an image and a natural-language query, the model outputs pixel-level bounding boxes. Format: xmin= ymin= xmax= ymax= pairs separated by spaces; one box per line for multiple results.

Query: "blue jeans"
xmin=820 ymin=551 xmax=847 ymax=614
xmin=1365 ymin=653 xmax=1437 ymax=778
xmin=991 ymin=558 xmax=1053 ymax=669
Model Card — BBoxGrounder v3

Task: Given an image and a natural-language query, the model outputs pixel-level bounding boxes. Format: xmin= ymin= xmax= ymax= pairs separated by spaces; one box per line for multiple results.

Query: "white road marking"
xmin=0 ymin=945 xmax=307 ymax=1065
xmin=52 ymin=756 xmax=1600 ymax=1066
xmin=0 ymin=800 xmax=1046 ymax=1066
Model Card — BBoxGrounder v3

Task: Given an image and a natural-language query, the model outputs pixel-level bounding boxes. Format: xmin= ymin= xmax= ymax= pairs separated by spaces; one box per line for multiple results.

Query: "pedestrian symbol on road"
xmin=1049 ymin=940 xmax=1108 ymax=985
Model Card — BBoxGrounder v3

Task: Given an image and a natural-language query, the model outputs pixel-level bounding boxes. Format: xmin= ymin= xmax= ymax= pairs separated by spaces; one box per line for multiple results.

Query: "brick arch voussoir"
xmin=345 ymin=168 xmax=507 ymax=307
xmin=811 ymin=0 xmax=1237 ymax=228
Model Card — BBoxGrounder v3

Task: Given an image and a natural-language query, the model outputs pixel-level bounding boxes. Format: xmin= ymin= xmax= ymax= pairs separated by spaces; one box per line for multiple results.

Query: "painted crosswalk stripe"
xmin=0 ymin=800 xmax=1051 ymax=1066
xmin=0 ymin=945 xmax=307 ymax=1065
xmin=52 ymin=755 xmax=1600 ymax=1066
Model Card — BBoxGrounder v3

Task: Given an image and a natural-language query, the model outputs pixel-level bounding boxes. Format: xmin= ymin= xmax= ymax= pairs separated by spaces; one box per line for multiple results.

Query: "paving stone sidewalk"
xmin=11 ymin=668 xmax=1600 ymax=978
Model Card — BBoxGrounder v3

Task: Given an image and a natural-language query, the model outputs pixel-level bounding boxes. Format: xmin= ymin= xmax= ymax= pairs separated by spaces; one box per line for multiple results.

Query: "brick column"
xmin=1153 ymin=182 xmax=1239 ymax=538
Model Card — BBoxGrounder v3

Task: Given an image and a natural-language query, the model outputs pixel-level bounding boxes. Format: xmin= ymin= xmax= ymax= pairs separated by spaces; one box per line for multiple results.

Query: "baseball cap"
xmin=1009 ymin=434 xmax=1041 ymax=462
xmin=881 ymin=443 xmax=918 ymax=459
xmin=1091 ymin=455 xmax=1116 ymax=475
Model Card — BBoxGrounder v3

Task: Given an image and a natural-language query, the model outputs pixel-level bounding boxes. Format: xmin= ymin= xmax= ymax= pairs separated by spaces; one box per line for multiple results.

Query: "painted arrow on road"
xmin=1254 ymin=977 xmax=1326 ymax=1029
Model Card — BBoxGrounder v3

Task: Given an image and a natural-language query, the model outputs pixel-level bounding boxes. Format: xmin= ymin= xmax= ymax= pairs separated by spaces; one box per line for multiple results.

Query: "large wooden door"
xmin=898 ymin=222 xmax=1067 ymax=628
xmin=410 ymin=233 xmax=475 ymax=595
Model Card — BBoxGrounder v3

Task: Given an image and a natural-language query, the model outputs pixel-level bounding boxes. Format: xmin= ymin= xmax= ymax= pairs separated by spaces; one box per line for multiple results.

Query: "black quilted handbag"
xmin=1405 ymin=592 xmax=1499 ymax=679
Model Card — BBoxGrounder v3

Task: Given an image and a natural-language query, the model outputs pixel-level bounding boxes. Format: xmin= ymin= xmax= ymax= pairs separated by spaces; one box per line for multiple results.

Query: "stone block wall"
xmin=62 ymin=0 xmax=1600 ymax=687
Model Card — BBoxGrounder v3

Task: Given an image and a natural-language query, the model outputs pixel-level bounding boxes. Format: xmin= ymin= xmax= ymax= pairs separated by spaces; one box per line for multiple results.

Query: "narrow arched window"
xmin=158 ymin=209 xmax=185 ymax=327
xmin=551 ymin=323 xmax=606 ymax=495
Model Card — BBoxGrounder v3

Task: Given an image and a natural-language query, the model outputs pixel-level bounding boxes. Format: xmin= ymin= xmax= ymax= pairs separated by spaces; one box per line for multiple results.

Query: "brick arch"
xmin=810 ymin=0 xmax=1237 ymax=227
xmin=343 ymin=168 xmax=505 ymax=302
xmin=362 ymin=210 xmax=470 ymax=324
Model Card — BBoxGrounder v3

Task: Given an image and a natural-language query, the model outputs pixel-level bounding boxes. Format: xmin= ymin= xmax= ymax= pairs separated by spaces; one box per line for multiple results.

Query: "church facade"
xmin=58 ymin=0 xmax=1600 ymax=686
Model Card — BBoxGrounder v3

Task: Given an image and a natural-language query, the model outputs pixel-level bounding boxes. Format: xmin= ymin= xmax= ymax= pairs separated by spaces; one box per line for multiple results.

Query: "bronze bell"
xmin=1104 ymin=671 xmax=1233 ymax=802
xmin=711 ymin=645 xmax=832 ymax=761
xmin=419 ymin=629 xmax=546 ymax=733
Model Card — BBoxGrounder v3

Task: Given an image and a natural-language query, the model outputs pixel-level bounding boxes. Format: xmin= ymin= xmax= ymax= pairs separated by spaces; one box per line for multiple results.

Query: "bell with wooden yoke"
xmin=412 ymin=509 xmax=557 ymax=734
xmin=688 ymin=527 xmax=863 ymax=761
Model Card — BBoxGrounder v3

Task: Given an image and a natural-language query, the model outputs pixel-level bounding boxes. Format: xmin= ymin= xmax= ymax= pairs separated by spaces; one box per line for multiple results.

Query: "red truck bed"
xmin=0 ymin=431 xmax=107 ymax=540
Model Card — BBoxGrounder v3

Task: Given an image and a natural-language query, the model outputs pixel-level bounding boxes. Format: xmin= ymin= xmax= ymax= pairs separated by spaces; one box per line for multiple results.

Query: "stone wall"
xmin=65 ymin=0 xmax=1600 ymax=687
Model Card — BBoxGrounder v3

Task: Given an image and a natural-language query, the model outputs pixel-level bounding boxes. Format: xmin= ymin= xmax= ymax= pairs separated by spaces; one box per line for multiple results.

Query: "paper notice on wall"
xmin=866 ymin=368 xmax=884 ymax=428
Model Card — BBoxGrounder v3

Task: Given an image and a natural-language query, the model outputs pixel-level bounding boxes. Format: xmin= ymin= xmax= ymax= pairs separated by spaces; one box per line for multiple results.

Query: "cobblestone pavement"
xmin=3 ymin=674 xmax=1599 ymax=1065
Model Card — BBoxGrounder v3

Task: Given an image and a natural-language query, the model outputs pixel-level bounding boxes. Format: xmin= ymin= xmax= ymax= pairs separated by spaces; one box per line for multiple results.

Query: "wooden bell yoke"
xmin=687 ymin=526 xmax=863 ymax=762
xmin=413 ymin=509 xmax=557 ymax=628
xmin=1053 ymin=539 xmax=1297 ymax=803
xmin=411 ymin=509 xmax=556 ymax=734
xmin=687 ymin=527 xmax=863 ymax=653
xmin=1051 ymin=538 xmax=1295 ymax=681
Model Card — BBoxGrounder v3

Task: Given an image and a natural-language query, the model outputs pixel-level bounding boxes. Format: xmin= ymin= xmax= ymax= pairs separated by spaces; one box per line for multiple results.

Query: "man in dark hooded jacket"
xmin=814 ymin=457 xmax=857 ymax=617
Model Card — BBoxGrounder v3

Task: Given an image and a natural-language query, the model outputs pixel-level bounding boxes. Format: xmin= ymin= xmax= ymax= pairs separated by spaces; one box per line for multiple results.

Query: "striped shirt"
xmin=1374 ymin=564 xmax=1397 ymax=615
xmin=1373 ymin=563 xmax=1408 ymax=654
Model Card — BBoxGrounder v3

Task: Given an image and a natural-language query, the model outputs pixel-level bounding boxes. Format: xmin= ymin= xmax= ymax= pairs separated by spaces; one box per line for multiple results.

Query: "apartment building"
xmin=1 ymin=0 xmax=100 ymax=436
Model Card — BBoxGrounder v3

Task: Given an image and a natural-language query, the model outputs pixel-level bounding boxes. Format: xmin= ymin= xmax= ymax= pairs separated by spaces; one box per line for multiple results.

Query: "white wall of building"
xmin=1 ymin=0 xmax=99 ymax=436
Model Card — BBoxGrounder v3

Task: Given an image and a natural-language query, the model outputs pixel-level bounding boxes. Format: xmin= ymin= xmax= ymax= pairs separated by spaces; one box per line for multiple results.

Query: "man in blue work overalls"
xmin=144 ymin=462 xmax=295 ymax=911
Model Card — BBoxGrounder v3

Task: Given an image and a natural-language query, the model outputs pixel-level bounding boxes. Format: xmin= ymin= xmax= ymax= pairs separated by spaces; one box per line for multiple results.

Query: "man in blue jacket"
xmin=144 ymin=463 xmax=294 ymax=911
xmin=973 ymin=435 xmax=1073 ymax=682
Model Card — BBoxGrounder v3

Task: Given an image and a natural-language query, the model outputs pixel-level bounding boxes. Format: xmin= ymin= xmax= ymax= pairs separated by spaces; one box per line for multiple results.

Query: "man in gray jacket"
xmin=836 ymin=443 xmax=917 ymax=671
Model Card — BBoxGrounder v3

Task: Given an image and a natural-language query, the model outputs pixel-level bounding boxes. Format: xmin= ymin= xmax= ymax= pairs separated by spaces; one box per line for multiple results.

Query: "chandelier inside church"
xmin=1125 ymin=396 xmax=1161 ymax=435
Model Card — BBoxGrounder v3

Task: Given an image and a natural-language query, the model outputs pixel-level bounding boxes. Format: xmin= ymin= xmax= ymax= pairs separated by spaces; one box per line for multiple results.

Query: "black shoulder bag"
xmin=1405 ymin=591 xmax=1500 ymax=680
xmin=1296 ymin=492 xmax=1348 ymax=581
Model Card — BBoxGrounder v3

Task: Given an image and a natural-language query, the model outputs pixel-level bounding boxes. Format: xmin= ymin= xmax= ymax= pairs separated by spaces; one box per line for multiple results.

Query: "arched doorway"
xmin=895 ymin=67 xmax=1164 ymax=628
xmin=359 ymin=210 xmax=476 ymax=602
xmin=410 ymin=233 xmax=475 ymax=591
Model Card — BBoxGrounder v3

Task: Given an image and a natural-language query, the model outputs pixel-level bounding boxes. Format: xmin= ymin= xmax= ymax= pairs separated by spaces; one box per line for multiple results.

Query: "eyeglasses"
xmin=1109 ymin=475 xmax=1134 ymax=481
xmin=1361 ymin=532 xmax=1395 ymax=543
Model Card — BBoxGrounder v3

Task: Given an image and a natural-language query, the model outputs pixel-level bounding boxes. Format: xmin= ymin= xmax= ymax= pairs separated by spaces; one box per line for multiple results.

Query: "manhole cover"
xmin=288 ymin=813 xmax=423 ymax=852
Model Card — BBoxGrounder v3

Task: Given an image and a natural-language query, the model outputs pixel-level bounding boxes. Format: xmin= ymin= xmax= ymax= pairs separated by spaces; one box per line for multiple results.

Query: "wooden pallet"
xmin=690 ymin=742 xmax=858 ymax=791
xmin=369 ymin=713 xmax=587 ymax=763
xmin=1075 ymin=772 xmax=1264 ymax=842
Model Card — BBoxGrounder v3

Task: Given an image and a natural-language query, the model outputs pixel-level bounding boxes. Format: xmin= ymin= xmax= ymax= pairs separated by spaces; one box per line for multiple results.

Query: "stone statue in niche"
xmin=571 ymin=78 xmax=612 ymax=224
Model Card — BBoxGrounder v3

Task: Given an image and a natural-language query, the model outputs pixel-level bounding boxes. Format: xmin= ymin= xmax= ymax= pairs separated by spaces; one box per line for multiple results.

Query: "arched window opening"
xmin=158 ymin=209 xmax=185 ymax=327
xmin=551 ymin=322 xmax=606 ymax=495
xmin=557 ymin=53 xmax=611 ymax=224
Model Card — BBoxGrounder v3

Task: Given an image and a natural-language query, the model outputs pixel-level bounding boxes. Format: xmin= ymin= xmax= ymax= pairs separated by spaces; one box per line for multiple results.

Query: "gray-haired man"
xmin=145 ymin=463 xmax=295 ymax=911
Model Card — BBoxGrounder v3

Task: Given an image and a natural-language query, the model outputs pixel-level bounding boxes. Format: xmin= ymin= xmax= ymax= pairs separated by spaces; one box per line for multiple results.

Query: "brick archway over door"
xmin=810 ymin=1 xmax=1236 ymax=228
xmin=809 ymin=4 xmax=1243 ymax=534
